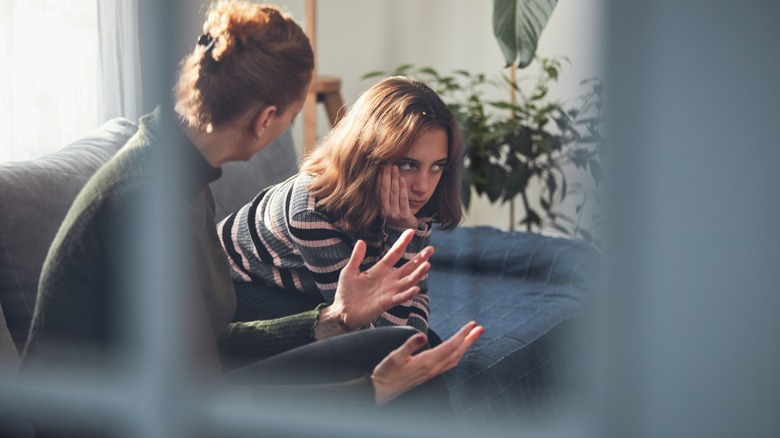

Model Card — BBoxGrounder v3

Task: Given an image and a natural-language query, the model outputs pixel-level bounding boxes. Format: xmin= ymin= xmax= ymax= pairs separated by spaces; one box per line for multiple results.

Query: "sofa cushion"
xmin=0 ymin=118 xmax=138 ymax=354
xmin=209 ymin=128 xmax=298 ymax=221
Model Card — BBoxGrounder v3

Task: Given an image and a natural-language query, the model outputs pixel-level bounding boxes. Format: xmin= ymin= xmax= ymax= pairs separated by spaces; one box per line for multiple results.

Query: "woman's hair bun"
xmin=175 ymin=0 xmax=313 ymax=130
xmin=202 ymin=0 xmax=274 ymax=62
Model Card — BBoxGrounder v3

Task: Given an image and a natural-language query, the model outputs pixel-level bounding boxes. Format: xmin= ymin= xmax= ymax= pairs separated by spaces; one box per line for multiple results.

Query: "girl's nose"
xmin=411 ymin=174 xmax=430 ymax=194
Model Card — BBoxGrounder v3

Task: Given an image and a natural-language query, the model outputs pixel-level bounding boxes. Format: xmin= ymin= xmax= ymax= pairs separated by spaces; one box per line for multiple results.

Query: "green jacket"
xmin=21 ymin=108 xmax=321 ymax=380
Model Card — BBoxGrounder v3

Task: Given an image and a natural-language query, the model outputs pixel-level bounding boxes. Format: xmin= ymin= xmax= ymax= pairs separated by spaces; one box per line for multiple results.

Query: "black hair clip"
xmin=198 ymin=33 xmax=216 ymax=53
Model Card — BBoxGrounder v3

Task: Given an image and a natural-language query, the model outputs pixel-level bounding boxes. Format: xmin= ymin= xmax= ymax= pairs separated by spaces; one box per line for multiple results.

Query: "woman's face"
xmin=395 ymin=128 xmax=449 ymax=215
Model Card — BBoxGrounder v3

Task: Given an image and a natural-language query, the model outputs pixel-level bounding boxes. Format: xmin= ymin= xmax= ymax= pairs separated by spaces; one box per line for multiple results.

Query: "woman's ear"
xmin=253 ymin=105 xmax=277 ymax=138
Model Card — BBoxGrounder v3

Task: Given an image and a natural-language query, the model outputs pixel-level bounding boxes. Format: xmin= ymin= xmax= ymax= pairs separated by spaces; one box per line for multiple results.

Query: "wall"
xmin=284 ymin=0 xmax=606 ymax=232
xmin=141 ymin=0 xmax=605 ymax=232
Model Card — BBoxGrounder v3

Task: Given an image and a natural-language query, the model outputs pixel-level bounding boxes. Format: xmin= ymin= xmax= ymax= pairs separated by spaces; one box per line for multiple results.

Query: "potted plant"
xmin=364 ymin=60 xmax=603 ymax=243
xmin=363 ymin=0 xmax=603 ymax=244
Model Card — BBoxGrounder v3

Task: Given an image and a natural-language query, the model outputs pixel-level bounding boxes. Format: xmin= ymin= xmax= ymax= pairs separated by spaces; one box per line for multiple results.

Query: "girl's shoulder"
xmin=287 ymin=173 xmax=323 ymax=216
xmin=295 ymin=172 xmax=317 ymax=187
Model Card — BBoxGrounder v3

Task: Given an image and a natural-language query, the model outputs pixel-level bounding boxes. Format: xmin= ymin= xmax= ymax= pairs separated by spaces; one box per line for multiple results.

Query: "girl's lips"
xmin=409 ymin=200 xmax=426 ymax=208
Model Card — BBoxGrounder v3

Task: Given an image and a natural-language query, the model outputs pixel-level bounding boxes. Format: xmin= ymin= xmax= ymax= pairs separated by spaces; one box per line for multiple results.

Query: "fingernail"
xmin=415 ymin=335 xmax=426 ymax=345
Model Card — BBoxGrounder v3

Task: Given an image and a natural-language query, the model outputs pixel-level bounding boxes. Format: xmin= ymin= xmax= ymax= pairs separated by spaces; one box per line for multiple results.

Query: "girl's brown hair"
xmin=301 ymin=76 xmax=464 ymax=235
xmin=175 ymin=1 xmax=313 ymax=131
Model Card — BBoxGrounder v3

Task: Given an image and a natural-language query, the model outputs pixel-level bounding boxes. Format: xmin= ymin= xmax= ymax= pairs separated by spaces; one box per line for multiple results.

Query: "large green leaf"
xmin=492 ymin=0 xmax=558 ymax=68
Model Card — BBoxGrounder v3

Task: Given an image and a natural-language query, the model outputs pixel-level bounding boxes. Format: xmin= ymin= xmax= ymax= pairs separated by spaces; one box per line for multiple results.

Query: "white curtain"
xmin=0 ymin=0 xmax=100 ymax=162
xmin=97 ymin=0 xmax=143 ymax=123
xmin=0 ymin=0 xmax=141 ymax=162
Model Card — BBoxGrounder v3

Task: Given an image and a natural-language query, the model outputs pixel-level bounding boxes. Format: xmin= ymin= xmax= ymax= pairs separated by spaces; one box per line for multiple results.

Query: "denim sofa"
xmin=0 ymin=117 xmax=599 ymax=423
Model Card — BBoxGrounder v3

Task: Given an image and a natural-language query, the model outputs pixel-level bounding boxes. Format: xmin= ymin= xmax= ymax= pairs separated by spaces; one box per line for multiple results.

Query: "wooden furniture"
xmin=302 ymin=0 xmax=345 ymax=156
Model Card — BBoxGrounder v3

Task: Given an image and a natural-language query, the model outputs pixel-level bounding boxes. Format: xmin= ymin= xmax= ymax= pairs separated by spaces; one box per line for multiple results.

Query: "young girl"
xmin=218 ymin=76 xmax=464 ymax=334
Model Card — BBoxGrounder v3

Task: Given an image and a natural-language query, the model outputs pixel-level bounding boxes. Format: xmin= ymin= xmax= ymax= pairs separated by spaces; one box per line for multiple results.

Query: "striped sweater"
xmin=217 ymin=172 xmax=431 ymax=333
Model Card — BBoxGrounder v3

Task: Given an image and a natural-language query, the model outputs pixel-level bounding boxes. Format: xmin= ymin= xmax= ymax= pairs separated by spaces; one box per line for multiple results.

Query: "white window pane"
xmin=0 ymin=0 xmax=98 ymax=162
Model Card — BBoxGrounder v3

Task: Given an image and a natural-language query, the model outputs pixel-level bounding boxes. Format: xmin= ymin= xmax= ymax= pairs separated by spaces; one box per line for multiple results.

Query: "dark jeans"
xmin=228 ymin=281 xmax=452 ymax=415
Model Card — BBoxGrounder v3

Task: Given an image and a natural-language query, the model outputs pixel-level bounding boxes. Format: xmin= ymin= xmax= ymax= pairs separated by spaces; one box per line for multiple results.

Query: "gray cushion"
xmin=209 ymin=129 xmax=298 ymax=221
xmin=0 ymin=299 xmax=19 ymax=371
xmin=0 ymin=118 xmax=137 ymax=354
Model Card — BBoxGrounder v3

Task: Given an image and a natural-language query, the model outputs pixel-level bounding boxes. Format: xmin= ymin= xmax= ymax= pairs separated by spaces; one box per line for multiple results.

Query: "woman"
xmin=21 ymin=0 xmax=482 ymax=420
xmin=219 ymin=76 xmax=464 ymax=337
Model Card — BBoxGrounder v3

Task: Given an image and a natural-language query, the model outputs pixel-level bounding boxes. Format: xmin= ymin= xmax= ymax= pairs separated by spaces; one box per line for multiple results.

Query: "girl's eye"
xmin=398 ymin=162 xmax=415 ymax=171
xmin=431 ymin=163 xmax=445 ymax=172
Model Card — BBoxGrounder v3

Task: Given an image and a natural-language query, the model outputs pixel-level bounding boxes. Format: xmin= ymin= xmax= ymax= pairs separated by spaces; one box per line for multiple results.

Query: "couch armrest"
xmin=0 ymin=118 xmax=138 ymax=355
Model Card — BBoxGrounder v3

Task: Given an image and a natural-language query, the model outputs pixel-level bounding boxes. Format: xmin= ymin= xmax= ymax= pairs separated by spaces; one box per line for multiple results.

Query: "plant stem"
xmin=508 ymin=64 xmax=517 ymax=231
xmin=521 ymin=192 xmax=532 ymax=232
xmin=510 ymin=198 xmax=515 ymax=231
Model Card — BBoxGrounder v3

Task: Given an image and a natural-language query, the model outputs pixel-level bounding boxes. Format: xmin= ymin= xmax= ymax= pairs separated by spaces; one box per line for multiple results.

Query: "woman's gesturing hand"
xmin=321 ymin=229 xmax=433 ymax=334
xmin=379 ymin=165 xmax=419 ymax=229
xmin=370 ymin=321 xmax=485 ymax=405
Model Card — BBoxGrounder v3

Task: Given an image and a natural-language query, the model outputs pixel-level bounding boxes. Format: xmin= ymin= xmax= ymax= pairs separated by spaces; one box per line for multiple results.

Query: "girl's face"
xmin=395 ymin=128 xmax=449 ymax=215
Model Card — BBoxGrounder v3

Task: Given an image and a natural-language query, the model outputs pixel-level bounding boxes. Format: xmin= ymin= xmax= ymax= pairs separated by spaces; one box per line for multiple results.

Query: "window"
xmin=0 ymin=0 xmax=100 ymax=162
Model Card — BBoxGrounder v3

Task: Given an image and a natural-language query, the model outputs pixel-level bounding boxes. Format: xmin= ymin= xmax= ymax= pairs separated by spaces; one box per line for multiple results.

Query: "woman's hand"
xmin=379 ymin=165 xmax=419 ymax=229
xmin=318 ymin=229 xmax=433 ymax=337
xmin=370 ymin=321 xmax=485 ymax=405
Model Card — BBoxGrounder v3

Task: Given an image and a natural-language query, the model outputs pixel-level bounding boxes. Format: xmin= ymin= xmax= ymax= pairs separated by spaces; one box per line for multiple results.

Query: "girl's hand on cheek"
xmin=378 ymin=165 xmax=418 ymax=229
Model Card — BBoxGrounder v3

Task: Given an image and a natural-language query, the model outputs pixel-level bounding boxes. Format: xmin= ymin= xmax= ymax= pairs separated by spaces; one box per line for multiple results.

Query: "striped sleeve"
xmin=289 ymin=210 xmax=432 ymax=332
xmin=217 ymin=187 xmax=281 ymax=285
xmin=288 ymin=209 xmax=355 ymax=304
xmin=383 ymin=220 xmax=433 ymax=263
xmin=217 ymin=177 xmax=311 ymax=293
xmin=217 ymin=172 xmax=434 ymax=333
xmin=370 ymin=220 xmax=433 ymax=333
